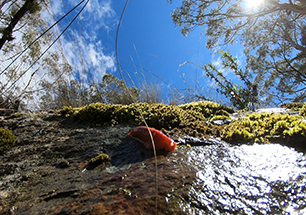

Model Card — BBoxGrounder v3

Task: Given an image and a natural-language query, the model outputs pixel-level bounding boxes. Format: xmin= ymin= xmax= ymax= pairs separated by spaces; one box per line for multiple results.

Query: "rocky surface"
xmin=0 ymin=111 xmax=194 ymax=214
xmin=0 ymin=110 xmax=306 ymax=214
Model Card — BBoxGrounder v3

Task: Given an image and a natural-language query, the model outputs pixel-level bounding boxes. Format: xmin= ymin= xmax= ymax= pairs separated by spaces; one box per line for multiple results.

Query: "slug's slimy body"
xmin=128 ymin=126 xmax=177 ymax=152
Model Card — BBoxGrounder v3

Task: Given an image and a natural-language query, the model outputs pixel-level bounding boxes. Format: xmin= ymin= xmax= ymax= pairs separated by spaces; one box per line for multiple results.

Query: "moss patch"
xmin=281 ymin=102 xmax=304 ymax=111
xmin=60 ymin=101 xmax=306 ymax=148
xmin=0 ymin=128 xmax=17 ymax=153
xmin=178 ymin=101 xmax=234 ymax=119
xmin=299 ymin=103 xmax=306 ymax=117
xmin=88 ymin=153 xmax=110 ymax=169
xmin=221 ymin=112 xmax=306 ymax=146
xmin=60 ymin=101 xmax=232 ymax=130
xmin=10 ymin=112 xmax=24 ymax=118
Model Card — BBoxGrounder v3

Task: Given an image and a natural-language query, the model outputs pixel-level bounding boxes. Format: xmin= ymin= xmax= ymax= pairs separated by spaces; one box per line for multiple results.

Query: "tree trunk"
xmin=0 ymin=0 xmax=35 ymax=50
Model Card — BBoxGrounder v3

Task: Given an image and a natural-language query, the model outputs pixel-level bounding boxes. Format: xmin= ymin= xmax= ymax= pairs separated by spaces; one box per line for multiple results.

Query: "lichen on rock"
xmin=0 ymin=127 xmax=17 ymax=153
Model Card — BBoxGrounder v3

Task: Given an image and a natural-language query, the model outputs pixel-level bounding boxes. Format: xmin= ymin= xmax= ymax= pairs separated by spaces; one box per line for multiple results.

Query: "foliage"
xmin=99 ymin=74 xmax=140 ymax=105
xmin=221 ymin=112 xmax=306 ymax=146
xmin=39 ymin=74 xmax=141 ymax=110
xmin=0 ymin=95 xmax=21 ymax=111
xmin=60 ymin=101 xmax=233 ymax=129
xmin=169 ymin=0 xmax=306 ymax=105
xmin=0 ymin=0 xmax=42 ymax=50
xmin=0 ymin=127 xmax=17 ymax=153
xmin=179 ymin=121 xmax=225 ymax=140
xmin=89 ymin=153 xmax=109 ymax=164
xmin=204 ymin=51 xmax=258 ymax=110
xmin=0 ymin=0 xmax=71 ymax=111
xmin=139 ymin=82 xmax=163 ymax=104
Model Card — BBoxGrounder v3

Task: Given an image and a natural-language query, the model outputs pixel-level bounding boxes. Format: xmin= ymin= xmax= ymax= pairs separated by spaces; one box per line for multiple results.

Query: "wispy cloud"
xmin=0 ymin=0 xmax=118 ymax=109
xmin=46 ymin=0 xmax=117 ymax=79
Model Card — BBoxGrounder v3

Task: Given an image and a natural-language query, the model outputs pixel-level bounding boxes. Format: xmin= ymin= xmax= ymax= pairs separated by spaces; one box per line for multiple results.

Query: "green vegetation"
xmin=169 ymin=0 xmax=306 ymax=105
xmin=299 ymin=103 xmax=306 ymax=117
xmin=89 ymin=153 xmax=109 ymax=165
xmin=0 ymin=128 xmax=17 ymax=153
xmin=60 ymin=101 xmax=233 ymax=129
xmin=204 ymin=51 xmax=258 ymax=110
xmin=179 ymin=121 xmax=225 ymax=141
xmin=113 ymin=187 xmax=132 ymax=197
xmin=221 ymin=112 xmax=306 ymax=145
xmin=178 ymin=101 xmax=234 ymax=118
xmin=61 ymin=100 xmax=306 ymax=148
xmin=281 ymin=102 xmax=305 ymax=111
xmin=87 ymin=153 xmax=110 ymax=169
xmin=210 ymin=115 xmax=230 ymax=121
xmin=10 ymin=113 xmax=24 ymax=118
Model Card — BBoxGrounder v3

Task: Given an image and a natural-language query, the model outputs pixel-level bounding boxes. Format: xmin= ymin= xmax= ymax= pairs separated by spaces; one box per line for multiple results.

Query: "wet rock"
xmin=173 ymin=143 xmax=306 ymax=214
xmin=56 ymin=161 xmax=70 ymax=169
xmin=0 ymin=111 xmax=306 ymax=214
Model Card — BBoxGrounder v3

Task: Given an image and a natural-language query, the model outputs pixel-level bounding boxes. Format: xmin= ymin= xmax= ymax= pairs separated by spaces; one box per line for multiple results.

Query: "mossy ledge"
xmin=221 ymin=112 xmax=306 ymax=147
xmin=60 ymin=102 xmax=306 ymax=148
xmin=60 ymin=101 xmax=233 ymax=130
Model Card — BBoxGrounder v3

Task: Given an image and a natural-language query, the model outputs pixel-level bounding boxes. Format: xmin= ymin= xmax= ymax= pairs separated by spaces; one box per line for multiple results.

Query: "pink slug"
xmin=128 ymin=126 xmax=177 ymax=152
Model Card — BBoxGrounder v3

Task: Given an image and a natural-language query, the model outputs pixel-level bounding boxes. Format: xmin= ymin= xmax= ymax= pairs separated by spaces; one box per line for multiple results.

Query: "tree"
xmin=39 ymin=73 xmax=142 ymax=109
xmin=0 ymin=0 xmax=40 ymax=50
xmin=99 ymin=74 xmax=140 ymax=105
xmin=169 ymin=0 xmax=306 ymax=105
xmin=0 ymin=0 xmax=64 ymax=110
xmin=204 ymin=50 xmax=258 ymax=110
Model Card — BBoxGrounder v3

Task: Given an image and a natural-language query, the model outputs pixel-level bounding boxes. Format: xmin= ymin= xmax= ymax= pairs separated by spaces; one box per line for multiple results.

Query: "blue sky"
xmin=50 ymin=0 xmax=246 ymax=105
xmin=114 ymin=0 xmax=232 ymax=102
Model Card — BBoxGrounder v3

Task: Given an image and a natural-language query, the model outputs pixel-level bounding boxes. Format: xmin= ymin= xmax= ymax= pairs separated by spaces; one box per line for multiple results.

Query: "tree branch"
xmin=0 ymin=0 xmax=35 ymax=50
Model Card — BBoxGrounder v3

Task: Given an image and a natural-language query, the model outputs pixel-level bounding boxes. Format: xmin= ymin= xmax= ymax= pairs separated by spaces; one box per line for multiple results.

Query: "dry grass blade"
xmin=115 ymin=1 xmax=159 ymax=214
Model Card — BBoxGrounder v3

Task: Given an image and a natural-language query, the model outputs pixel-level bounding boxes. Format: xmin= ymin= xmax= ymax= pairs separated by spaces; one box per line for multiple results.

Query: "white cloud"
xmin=0 ymin=0 xmax=118 ymax=109
xmin=41 ymin=0 xmax=117 ymax=81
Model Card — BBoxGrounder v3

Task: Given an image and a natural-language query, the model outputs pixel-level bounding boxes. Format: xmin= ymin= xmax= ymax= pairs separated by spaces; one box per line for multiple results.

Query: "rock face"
xmin=0 ymin=111 xmax=193 ymax=214
xmin=1 ymin=111 xmax=306 ymax=214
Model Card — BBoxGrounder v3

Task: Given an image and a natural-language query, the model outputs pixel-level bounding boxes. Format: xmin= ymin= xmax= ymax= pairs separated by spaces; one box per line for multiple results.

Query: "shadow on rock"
xmin=110 ymin=136 xmax=170 ymax=168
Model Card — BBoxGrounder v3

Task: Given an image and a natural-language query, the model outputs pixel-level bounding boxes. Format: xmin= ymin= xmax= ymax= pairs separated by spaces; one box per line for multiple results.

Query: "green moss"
xmin=89 ymin=153 xmax=109 ymax=165
xmin=180 ymin=121 xmax=225 ymax=140
xmin=61 ymin=102 xmax=232 ymax=129
xmin=10 ymin=112 xmax=24 ymax=118
xmin=113 ymin=187 xmax=132 ymax=197
xmin=299 ymin=103 xmax=306 ymax=117
xmin=0 ymin=127 xmax=17 ymax=153
xmin=281 ymin=102 xmax=304 ymax=111
xmin=178 ymin=101 xmax=234 ymax=119
xmin=222 ymin=112 xmax=306 ymax=145
xmin=210 ymin=115 xmax=231 ymax=121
